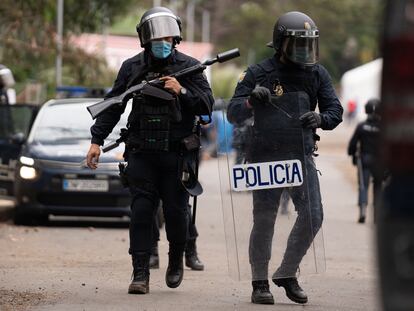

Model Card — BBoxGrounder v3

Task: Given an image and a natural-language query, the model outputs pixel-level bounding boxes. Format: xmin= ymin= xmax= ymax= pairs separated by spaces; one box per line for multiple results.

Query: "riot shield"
xmin=217 ymin=93 xmax=325 ymax=281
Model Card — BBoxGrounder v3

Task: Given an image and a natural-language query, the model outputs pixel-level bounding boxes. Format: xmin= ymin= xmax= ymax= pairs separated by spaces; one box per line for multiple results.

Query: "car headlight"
xmin=20 ymin=166 xmax=37 ymax=180
xmin=20 ymin=156 xmax=35 ymax=166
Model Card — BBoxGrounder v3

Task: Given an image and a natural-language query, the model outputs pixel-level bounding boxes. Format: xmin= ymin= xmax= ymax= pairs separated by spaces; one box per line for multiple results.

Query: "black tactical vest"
xmin=251 ymin=92 xmax=315 ymax=163
xmin=127 ymin=83 xmax=181 ymax=152
xmin=254 ymin=58 xmax=318 ymax=110
xmin=248 ymin=59 xmax=317 ymax=159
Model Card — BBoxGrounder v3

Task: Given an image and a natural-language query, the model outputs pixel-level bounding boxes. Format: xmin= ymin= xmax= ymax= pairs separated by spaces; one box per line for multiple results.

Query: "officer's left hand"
xmin=352 ymin=154 xmax=357 ymax=166
xmin=159 ymin=76 xmax=182 ymax=95
xmin=299 ymin=111 xmax=322 ymax=129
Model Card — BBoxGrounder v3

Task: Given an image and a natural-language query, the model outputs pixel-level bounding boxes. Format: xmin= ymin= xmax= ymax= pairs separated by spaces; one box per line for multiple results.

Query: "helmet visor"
xmin=139 ymin=15 xmax=180 ymax=45
xmin=282 ymin=33 xmax=319 ymax=66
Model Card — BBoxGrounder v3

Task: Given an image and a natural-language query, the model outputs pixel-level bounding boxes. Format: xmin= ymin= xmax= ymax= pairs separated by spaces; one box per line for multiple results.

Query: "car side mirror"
xmin=10 ymin=132 xmax=25 ymax=145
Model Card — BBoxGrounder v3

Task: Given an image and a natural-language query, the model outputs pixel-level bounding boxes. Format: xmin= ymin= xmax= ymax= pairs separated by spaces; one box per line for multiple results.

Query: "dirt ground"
xmin=0 ymin=121 xmax=381 ymax=311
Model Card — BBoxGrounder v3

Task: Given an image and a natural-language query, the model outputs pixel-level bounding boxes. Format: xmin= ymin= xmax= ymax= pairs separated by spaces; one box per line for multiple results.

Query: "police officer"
xmin=227 ymin=11 xmax=343 ymax=305
xmin=86 ymin=6 xmax=213 ymax=294
xmin=347 ymin=98 xmax=382 ymax=223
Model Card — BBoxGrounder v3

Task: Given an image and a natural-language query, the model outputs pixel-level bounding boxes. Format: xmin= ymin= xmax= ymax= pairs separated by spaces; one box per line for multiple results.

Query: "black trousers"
xmin=152 ymin=202 xmax=199 ymax=247
xmin=126 ymin=152 xmax=189 ymax=255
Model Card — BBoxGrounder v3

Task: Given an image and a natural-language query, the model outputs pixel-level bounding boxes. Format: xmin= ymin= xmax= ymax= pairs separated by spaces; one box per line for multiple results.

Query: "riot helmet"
xmin=365 ymin=98 xmax=380 ymax=115
xmin=0 ymin=65 xmax=15 ymax=89
xmin=270 ymin=11 xmax=319 ymax=66
xmin=136 ymin=7 xmax=182 ymax=47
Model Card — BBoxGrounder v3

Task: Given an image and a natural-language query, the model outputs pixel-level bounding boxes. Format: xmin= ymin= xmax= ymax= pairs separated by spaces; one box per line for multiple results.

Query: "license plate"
xmin=62 ymin=179 xmax=109 ymax=192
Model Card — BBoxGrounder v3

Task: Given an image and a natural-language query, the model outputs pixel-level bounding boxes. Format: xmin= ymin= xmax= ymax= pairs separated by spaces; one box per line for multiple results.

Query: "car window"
xmin=31 ymin=101 xmax=131 ymax=144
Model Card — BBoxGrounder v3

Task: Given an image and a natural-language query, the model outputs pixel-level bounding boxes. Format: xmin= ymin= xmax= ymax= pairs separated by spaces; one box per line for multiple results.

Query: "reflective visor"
xmin=282 ymin=31 xmax=319 ymax=66
xmin=140 ymin=15 xmax=180 ymax=45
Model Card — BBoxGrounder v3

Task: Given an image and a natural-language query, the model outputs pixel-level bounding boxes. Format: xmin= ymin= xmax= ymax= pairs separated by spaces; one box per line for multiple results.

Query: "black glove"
xmin=248 ymin=86 xmax=271 ymax=107
xmin=352 ymin=154 xmax=357 ymax=166
xmin=299 ymin=111 xmax=322 ymax=129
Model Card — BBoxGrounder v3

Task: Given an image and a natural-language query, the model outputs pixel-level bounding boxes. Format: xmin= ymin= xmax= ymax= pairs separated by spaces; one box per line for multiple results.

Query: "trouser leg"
xmin=149 ymin=204 xmax=160 ymax=269
xmin=280 ymin=189 xmax=290 ymax=215
xmin=273 ymin=156 xmax=323 ymax=278
xmin=358 ymin=165 xmax=370 ymax=207
xmin=126 ymin=153 xmax=159 ymax=294
xmin=127 ymin=154 xmax=159 ymax=255
xmin=157 ymin=152 xmax=188 ymax=252
xmin=129 ymin=194 xmax=159 ymax=254
xmin=158 ymin=152 xmax=188 ymax=288
xmin=160 ymin=176 xmax=188 ymax=249
xmin=249 ymin=188 xmax=281 ymax=281
xmin=357 ymin=165 xmax=370 ymax=222
xmin=153 ymin=203 xmax=161 ymax=243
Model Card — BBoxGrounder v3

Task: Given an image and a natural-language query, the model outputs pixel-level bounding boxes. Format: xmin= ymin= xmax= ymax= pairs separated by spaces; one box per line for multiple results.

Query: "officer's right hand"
xmin=248 ymin=86 xmax=271 ymax=108
xmin=86 ymin=143 xmax=101 ymax=170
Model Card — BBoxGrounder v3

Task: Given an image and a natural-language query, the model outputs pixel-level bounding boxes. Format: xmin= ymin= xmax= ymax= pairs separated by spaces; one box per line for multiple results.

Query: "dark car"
xmin=13 ymin=98 xmax=131 ymax=224
xmin=0 ymin=104 xmax=38 ymax=197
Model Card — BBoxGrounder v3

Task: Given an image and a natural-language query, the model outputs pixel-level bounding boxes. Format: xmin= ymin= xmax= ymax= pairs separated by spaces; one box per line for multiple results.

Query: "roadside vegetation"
xmin=0 ymin=0 xmax=383 ymax=99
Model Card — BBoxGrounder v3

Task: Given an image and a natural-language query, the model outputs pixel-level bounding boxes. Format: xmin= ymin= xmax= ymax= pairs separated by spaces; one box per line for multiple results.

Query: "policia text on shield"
xmin=231 ymin=160 xmax=304 ymax=191
xmin=85 ymin=6 xmax=239 ymax=295
xmin=226 ymin=11 xmax=343 ymax=305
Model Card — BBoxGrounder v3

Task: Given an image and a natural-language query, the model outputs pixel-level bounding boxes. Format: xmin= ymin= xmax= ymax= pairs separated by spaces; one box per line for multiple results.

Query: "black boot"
xmin=358 ymin=204 xmax=367 ymax=223
xmin=149 ymin=244 xmax=159 ymax=269
xmin=185 ymin=239 xmax=204 ymax=271
xmin=128 ymin=252 xmax=150 ymax=294
xmin=165 ymin=247 xmax=184 ymax=288
xmin=251 ymin=280 xmax=274 ymax=304
xmin=273 ymin=277 xmax=308 ymax=304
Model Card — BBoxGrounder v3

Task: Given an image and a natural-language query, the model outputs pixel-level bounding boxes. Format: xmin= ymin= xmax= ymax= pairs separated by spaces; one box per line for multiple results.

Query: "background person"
xmin=347 ymin=98 xmax=382 ymax=223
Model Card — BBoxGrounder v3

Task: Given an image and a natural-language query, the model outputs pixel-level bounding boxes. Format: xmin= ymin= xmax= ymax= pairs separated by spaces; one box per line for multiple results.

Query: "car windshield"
xmin=31 ymin=101 xmax=130 ymax=144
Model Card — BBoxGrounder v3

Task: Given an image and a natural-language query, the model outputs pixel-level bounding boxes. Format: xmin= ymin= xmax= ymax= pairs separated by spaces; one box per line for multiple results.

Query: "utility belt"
xmin=119 ymin=133 xmax=202 ymax=197
xmin=125 ymin=130 xmax=200 ymax=154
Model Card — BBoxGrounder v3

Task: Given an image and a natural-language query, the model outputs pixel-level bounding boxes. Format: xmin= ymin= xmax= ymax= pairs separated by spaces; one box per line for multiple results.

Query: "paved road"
xmin=0 ymin=122 xmax=381 ymax=311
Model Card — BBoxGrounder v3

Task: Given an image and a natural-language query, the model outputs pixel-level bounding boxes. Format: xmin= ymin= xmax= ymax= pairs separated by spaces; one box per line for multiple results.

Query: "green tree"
xmin=0 ymin=0 xmax=133 ymax=97
xmin=195 ymin=0 xmax=384 ymax=81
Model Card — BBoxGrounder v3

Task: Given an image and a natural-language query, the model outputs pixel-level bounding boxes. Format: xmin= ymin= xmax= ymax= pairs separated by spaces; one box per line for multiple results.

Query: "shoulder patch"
xmin=238 ymin=71 xmax=247 ymax=83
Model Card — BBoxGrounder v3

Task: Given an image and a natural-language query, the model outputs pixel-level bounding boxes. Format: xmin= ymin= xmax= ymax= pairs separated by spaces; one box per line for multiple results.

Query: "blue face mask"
xmin=151 ymin=40 xmax=172 ymax=59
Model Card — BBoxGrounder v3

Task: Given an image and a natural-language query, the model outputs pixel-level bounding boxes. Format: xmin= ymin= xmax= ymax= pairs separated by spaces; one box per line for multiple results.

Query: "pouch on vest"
xmin=127 ymin=84 xmax=179 ymax=152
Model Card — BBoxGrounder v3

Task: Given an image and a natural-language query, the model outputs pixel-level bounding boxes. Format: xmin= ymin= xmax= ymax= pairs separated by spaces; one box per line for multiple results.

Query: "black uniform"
xmin=347 ymin=115 xmax=382 ymax=211
xmin=90 ymin=49 xmax=214 ymax=255
xmin=227 ymin=56 xmax=342 ymax=128
xmin=227 ymin=55 xmax=343 ymax=282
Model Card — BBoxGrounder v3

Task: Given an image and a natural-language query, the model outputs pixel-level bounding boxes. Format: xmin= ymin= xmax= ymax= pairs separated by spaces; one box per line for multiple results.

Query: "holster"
xmin=180 ymin=151 xmax=203 ymax=196
xmin=181 ymin=133 xmax=200 ymax=152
